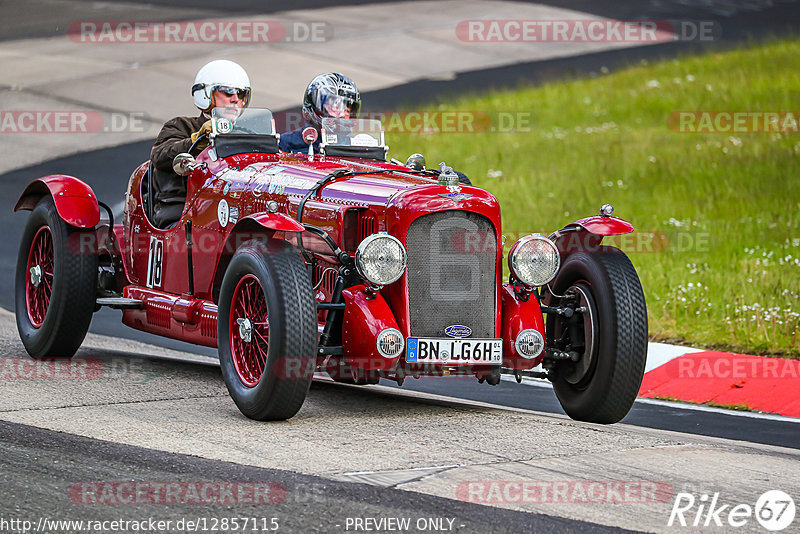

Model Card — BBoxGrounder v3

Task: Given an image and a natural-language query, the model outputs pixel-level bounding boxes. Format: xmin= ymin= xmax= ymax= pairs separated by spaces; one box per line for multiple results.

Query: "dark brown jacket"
xmin=150 ymin=113 xmax=207 ymax=204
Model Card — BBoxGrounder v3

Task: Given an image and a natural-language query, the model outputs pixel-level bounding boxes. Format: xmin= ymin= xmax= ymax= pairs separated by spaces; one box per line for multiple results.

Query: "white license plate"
xmin=406 ymin=338 xmax=502 ymax=364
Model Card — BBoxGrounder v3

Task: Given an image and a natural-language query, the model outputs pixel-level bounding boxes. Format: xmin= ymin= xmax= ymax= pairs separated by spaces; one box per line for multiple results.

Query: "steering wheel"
xmin=188 ymin=133 xmax=208 ymax=153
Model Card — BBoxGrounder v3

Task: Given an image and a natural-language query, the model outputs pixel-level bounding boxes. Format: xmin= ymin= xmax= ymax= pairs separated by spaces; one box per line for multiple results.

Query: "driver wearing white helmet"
xmin=150 ymin=59 xmax=251 ymax=228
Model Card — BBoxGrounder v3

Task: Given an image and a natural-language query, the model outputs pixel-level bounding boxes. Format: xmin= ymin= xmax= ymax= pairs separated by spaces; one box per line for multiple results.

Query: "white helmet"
xmin=191 ymin=60 xmax=251 ymax=111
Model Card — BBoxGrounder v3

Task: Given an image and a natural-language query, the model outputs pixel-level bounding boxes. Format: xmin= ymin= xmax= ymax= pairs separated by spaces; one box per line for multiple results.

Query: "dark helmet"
xmin=302 ymin=73 xmax=361 ymax=128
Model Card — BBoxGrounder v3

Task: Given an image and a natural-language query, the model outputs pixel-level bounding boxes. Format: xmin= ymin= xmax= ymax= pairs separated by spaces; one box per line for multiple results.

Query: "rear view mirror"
xmin=172 ymin=153 xmax=197 ymax=176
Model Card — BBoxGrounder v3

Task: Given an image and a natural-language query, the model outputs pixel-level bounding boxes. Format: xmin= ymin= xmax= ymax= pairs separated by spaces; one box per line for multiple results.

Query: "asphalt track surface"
xmin=4 ymin=0 xmax=799 ymax=45
xmin=0 ymin=419 xmax=619 ymax=534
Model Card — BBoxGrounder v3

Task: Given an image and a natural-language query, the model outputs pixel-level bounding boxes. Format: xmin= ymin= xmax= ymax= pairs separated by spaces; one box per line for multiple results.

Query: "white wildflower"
xmin=728 ymin=136 xmax=743 ymax=147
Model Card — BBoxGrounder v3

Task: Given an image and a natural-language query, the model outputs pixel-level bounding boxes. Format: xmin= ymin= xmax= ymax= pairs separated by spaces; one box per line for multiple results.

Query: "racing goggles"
xmin=213 ymin=85 xmax=251 ymax=101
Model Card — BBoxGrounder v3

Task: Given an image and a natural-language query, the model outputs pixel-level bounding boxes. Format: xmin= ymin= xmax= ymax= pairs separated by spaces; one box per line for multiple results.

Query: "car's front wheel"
xmin=217 ymin=241 xmax=317 ymax=421
xmin=15 ymin=197 xmax=97 ymax=358
xmin=545 ymin=246 xmax=647 ymax=424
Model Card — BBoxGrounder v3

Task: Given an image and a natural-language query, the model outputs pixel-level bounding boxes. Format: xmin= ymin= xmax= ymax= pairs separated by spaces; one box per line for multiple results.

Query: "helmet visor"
xmin=322 ymin=94 xmax=360 ymax=119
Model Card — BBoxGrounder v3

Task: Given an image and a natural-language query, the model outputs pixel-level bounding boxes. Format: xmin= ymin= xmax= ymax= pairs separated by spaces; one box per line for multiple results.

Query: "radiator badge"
xmin=438 ymin=184 xmax=472 ymax=205
xmin=445 ymin=325 xmax=472 ymax=338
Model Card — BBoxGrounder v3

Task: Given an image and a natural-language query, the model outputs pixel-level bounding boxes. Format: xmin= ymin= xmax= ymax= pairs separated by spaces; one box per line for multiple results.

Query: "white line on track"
xmin=341 ymin=464 xmax=461 ymax=477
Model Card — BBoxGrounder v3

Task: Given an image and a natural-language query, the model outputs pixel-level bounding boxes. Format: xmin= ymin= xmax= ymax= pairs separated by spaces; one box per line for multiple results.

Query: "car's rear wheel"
xmin=15 ymin=198 xmax=97 ymax=358
xmin=545 ymin=246 xmax=647 ymax=424
xmin=217 ymin=241 xmax=316 ymax=420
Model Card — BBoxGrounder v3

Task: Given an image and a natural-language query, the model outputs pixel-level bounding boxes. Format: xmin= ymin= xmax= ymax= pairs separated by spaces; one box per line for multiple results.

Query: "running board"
xmin=96 ymin=297 xmax=145 ymax=309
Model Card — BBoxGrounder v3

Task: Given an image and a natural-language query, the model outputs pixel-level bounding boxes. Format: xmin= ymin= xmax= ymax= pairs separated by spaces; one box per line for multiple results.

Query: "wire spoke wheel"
xmin=25 ymin=226 xmax=54 ymax=327
xmin=229 ymin=274 xmax=270 ymax=387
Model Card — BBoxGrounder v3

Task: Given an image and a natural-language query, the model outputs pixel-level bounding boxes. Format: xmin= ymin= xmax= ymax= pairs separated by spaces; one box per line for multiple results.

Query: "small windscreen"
xmin=320 ymin=118 xmax=387 ymax=160
xmin=211 ymin=107 xmax=276 ymax=136
xmin=321 ymin=118 xmax=385 ymax=148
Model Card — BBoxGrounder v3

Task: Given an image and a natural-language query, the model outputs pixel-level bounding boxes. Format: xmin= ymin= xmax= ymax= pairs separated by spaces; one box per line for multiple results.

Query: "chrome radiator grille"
xmin=406 ymin=211 xmax=496 ymax=338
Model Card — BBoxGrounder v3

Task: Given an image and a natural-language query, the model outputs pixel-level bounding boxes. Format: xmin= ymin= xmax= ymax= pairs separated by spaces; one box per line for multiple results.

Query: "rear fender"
xmin=14 ymin=175 xmax=100 ymax=228
xmin=551 ymin=216 xmax=633 ymax=255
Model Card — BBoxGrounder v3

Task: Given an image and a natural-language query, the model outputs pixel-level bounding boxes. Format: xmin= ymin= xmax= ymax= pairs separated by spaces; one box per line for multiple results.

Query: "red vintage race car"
xmin=14 ymin=108 xmax=647 ymax=423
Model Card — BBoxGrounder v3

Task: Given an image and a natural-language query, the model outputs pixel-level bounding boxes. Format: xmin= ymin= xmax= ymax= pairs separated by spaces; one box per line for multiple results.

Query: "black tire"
xmin=15 ymin=198 xmax=98 ymax=358
xmin=217 ymin=240 xmax=317 ymax=421
xmin=545 ymin=246 xmax=647 ymax=424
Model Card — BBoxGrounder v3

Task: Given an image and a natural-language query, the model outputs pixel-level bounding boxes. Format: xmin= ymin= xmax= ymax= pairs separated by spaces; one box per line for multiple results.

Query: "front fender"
xmin=210 ymin=214 xmax=304 ymax=302
xmin=14 ymin=175 xmax=100 ymax=228
xmin=501 ymin=284 xmax=545 ymax=370
xmin=561 ymin=215 xmax=633 ymax=236
xmin=242 ymin=212 xmax=305 ymax=232
xmin=211 ymin=217 xmax=298 ymax=302
xmin=342 ymin=286 xmax=402 ymax=371
xmin=550 ymin=216 xmax=634 ymax=256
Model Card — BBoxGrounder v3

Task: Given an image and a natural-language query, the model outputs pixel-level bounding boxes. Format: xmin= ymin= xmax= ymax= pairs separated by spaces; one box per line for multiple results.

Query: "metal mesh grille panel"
xmin=406 ymin=211 xmax=496 ymax=338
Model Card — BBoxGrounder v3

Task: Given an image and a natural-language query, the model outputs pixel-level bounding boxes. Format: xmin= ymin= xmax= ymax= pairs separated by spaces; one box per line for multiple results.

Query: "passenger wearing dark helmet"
xmin=279 ymin=72 xmax=361 ymax=153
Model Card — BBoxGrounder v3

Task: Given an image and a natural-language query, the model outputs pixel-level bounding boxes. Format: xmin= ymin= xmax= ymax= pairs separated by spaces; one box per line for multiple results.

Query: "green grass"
xmin=384 ymin=38 xmax=800 ymax=357
xmin=653 ymin=396 xmax=755 ymax=412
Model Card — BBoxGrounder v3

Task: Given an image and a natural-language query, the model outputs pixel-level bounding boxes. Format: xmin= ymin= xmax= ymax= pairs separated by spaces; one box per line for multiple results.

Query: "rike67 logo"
xmin=669 ymin=490 xmax=795 ymax=531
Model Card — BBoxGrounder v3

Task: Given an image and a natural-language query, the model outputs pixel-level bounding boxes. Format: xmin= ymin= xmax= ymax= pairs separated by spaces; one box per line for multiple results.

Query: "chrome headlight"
xmin=355 ymin=232 xmax=407 ymax=286
xmin=508 ymin=234 xmax=560 ymax=287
